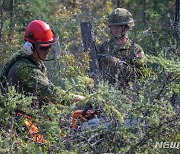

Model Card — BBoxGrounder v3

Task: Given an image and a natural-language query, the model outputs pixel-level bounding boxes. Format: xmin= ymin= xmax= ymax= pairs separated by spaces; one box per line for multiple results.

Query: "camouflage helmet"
xmin=108 ymin=8 xmax=134 ymax=28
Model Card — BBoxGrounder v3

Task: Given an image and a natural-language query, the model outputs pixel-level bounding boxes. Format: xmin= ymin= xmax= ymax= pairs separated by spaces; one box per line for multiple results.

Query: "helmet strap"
xmin=37 ymin=49 xmax=42 ymax=61
xmin=32 ymin=44 xmax=41 ymax=61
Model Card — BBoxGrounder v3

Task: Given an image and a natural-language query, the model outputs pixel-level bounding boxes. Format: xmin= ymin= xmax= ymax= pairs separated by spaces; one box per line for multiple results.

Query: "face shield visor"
xmin=36 ymin=34 xmax=61 ymax=61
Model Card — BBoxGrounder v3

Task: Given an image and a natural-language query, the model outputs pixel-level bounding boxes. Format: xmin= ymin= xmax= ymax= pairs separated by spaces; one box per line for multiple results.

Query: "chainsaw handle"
xmin=82 ymin=104 xmax=93 ymax=117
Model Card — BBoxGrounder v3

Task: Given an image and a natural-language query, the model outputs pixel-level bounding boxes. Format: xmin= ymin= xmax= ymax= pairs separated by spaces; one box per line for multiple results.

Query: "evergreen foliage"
xmin=0 ymin=0 xmax=179 ymax=153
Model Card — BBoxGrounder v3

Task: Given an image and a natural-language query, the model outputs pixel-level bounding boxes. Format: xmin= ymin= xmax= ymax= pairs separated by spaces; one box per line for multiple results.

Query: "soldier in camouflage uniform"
xmin=97 ymin=8 xmax=145 ymax=88
xmin=0 ymin=20 xmax=87 ymax=143
xmin=0 ymin=20 xmax=85 ymax=105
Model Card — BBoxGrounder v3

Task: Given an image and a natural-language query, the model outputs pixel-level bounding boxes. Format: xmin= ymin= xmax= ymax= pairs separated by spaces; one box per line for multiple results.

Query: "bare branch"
xmin=128 ymin=114 xmax=180 ymax=153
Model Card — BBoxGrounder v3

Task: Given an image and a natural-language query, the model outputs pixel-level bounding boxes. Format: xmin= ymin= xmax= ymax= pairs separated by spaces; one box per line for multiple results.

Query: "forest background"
xmin=0 ymin=0 xmax=179 ymax=153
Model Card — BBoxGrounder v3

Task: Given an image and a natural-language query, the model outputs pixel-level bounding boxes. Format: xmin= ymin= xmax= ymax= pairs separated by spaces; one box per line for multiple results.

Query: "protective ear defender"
xmin=23 ymin=41 xmax=34 ymax=55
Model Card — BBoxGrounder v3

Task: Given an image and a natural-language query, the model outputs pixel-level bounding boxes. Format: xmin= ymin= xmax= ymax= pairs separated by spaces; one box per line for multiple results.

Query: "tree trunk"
xmin=0 ymin=0 xmax=5 ymax=42
xmin=80 ymin=21 xmax=100 ymax=84
xmin=9 ymin=0 xmax=14 ymax=42
xmin=153 ymin=0 xmax=156 ymax=11
xmin=117 ymin=0 xmax=121 ymax=8
xmin=174 ymin=0 xmax=179 ymax=50
xmin=142 ymin=0 xmax=146 ymax=23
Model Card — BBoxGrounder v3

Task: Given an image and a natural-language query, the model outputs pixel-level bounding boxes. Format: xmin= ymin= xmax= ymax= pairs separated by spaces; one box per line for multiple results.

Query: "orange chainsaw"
xmin=70 ymin=105 xmax=113 ymax=131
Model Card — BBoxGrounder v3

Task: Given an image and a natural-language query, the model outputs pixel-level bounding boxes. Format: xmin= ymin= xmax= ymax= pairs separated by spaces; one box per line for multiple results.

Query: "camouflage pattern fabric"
xmin=108 ymin=8 xmax=134 ymax=28
xmin=0 ymin=53 xmax=74 ymax=105
xmin=97 ymin=39 xmax=145 ymax=87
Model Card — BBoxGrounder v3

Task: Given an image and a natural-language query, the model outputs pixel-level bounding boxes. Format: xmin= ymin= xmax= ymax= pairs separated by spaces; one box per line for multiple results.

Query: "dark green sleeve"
xmin=15 ymin=61 xmax=74 ymax=104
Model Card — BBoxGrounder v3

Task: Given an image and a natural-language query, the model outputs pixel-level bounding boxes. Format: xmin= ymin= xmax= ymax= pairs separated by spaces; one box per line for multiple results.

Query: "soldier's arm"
xmin=97 ymin=54 xmax=122 ymax=68
xmin=97 ymin=43 xmax=122 ymax=67
xmin=15 ymin=62 xmax=83 ymax=105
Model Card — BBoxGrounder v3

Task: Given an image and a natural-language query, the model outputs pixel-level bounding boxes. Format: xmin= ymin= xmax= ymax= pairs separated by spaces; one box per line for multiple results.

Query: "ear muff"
xmin=23 ymin=41 xmax=34 ymax=55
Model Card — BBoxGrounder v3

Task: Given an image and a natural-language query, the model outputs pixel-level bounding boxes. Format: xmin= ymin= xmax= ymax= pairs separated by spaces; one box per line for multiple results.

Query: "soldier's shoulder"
xmin=11 ymin=55 xmax=37 ymax=74
xmin=129 ymin=40 xmax=144 ymax=53
xmin=15 ymin=59 xmax=37 ymax=72
xmin=12 ymin=59 xmax=39 ymax=80
xmin=1 ymin=53 xmax=31 ymax=72
xmin=134 ymin=43 xmax=143 ymax=50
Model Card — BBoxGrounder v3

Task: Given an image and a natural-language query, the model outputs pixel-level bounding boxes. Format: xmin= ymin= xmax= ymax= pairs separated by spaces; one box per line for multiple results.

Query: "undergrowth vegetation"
xmin=0 ymin=0 xmax=179 ymax=153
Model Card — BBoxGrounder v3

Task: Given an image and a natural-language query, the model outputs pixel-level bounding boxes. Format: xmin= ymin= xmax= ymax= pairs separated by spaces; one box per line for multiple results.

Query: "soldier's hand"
xmin=117 ymin=61 xmax=128 ymax=68
xmin=108 ymin=55 xmax=121 ymax=66
xmin=72 ymin=94 xmax=86 ymax=103
xmin=97 ymin=54 xmax=121 ymax=66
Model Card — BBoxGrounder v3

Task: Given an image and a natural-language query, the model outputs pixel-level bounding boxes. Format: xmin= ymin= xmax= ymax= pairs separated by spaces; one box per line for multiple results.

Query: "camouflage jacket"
xmin=97 ymin=39 xmax=145 ymax=86
xmin=0 ymin=53 xmax=74 ymax=104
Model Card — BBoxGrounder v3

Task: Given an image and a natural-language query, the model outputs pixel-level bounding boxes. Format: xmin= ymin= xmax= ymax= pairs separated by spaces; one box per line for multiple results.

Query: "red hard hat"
xmin=24 ymin=20 xmax=57 ymax=46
